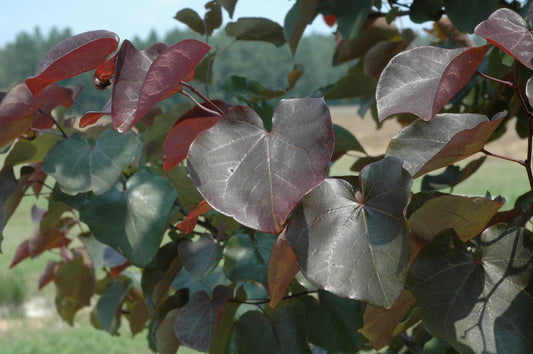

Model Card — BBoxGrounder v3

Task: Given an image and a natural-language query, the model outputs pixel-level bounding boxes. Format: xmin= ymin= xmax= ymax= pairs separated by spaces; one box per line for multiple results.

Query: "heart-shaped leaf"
xmin=234 ymin=302 xmax=309 ymax=353
xmin=407 ymin=225 xmax=533 ymax=353
xmin=475 ymin=8 xmax=533 ymax=70
xmin=174 ymin=285 xmax=231 ymax=352
xmin=376 ymin=45 xmax=490 ymax=121
xmin=79 ymin=169 xmax=177 ymax=266
xmin=386 ymin=111 xmax=506 ymax=178
xmin=187 ymin=98 xmax=334 ymax=234
xmin=42 ymin=129 xmax=142 ymax=195
xmin=175 ymin=8 xmax=205 ymax=35
xmin=286 ymin=157 xmax=412 ymax=308
xmin=444 ymin=0 xmax=498 ymax=33
xmin=26 ymin=30 xmax=119 ymax=97
xmin=178 ymin=234 xmax=218 ymax=280
xmin=225 ymin=17 xmax=286 ymax=46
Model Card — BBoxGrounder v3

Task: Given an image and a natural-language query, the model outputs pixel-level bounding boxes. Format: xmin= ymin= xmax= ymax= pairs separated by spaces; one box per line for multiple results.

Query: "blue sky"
xmin=0 ymin=0 xmax=334 ymax=47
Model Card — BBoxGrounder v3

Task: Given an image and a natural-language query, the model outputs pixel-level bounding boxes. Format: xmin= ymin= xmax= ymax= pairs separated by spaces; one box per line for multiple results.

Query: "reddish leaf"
xmin=175 ymin=200 xmax=213 ymax=234
xmin=125 ymin=288 xmax=151 ymax=336
xmin=377 ymin=45 xmax=490 ymax=121
xmin=110 ymin=260 xmax=132 ymax=278
xmin=174 ymin=285 xmax=231 ymax=352
xmin=323 ymin=14 xmax=337 ymax=27
xmin=112 ymin=40 xmax=210 ymax=133
xmin=386 ymin=111 xmax=506 ymax=178
xmin=94 ymin=53 xmax=118 ymax=89
xmin=26 ymin=30 xmax=119 ymax=97
xmin=268 ymin=228 xmax=300 ymax=308
xmin=359 ymin=289 xmax=416 ymax=350
xmin=28 ymin=163 xmax=47 ymax=197
xmin=163 ymin=100 xmax=232 ymax=171
xmin=10 ymin=240 xmax=30 ymax=268
xmin=79 ymin=99 xmax=112 ymax=128
xmin=39 ymin=260 xmax=61 ymax=290
xmin=475 ymin=8 xmax=533 ymax=70
xmin=155 ymin=308 xmax=181 ymax=353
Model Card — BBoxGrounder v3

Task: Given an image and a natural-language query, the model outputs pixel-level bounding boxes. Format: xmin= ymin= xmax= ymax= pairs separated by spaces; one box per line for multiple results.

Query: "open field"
xmin=0 ymin=105 xmax=530 ymax=352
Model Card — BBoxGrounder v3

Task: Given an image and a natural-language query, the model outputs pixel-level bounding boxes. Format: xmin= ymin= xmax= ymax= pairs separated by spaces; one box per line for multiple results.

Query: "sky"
xmin=0 ymin=0 xmax=334 ymax=47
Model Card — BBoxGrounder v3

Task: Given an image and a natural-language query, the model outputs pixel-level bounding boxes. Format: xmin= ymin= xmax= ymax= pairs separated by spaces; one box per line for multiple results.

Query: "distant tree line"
xmin=0 ymin=26 xmax=351 ymax=113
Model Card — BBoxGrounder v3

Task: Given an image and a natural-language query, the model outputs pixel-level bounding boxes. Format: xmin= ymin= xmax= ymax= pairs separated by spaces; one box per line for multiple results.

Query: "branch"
xmin=37 ymin=109 xmax=68 ymax=138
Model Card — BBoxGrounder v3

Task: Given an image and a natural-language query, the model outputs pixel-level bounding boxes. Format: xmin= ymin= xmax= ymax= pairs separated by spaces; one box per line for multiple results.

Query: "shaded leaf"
xmin=363 ymin=39 xmax=406 ymax=79
xmin=286 ymin=157 xmax=412 ymax=308
xmin=421 ymin=156 xmax=486 ymax=191
xmin=386 ymin=111 xmax=506 ymax=178
xmin=54 ymin=253 xmax=95 ymax=324
xmin=79 ymin=99 xmax=111 ymax=128
xmin=155 ymin=308 xmax=181 ymax=354
xmin=162 ymin=100 xmax=232 ymax=171
xmin=234 ymin=301 xmax=310 ymax=353
xmin=333 ymin=124 xmax=365 ymax=154
xmin=409 ymin=0 xmax=442 ymax=23
xmin=407 ymin=226 xmax=533 ymax=353
xmin=166 ymin=165 xmax=203 ymax=211
xmin=223 ymin=231 xmax=275 ymax=286
xmin=475 ymin=8 xmax=533 ymax=70
xmin=42 ymin=129 xmax=142 ymax=195
xmin=284 ymin=0 xmax=318 ymax=55
xmin=359 ymin=289 xmax=416 ymax=350
xmin=97 ymin=277 xmax=132 ymax=334
xmin=38 ymin=260 xmax=61 ymax=290
xmin=325 ymin=60 xmax=377 ymax=100
xmin=209 ymin=286 xmax=243 ymax=354
xmin=0 ymin=169 xmax=18 ymax=249
xmin=225 ymin=17 xmax=286 ymax=46
xmin=300 ymin=290 xmax=364 ymax=352
xmin=318 ymin=0 xmax=372 ymax=40
xmin=172 ymin=265 xmax=231 ymax=296
xmin=214 ymin=0 xmax=237 ymax=17
xmin=188 ymin=98 xmax=334 ymax=234
xmin=79 ymin=169 xmax=177 ymax=266
xmin=268 ymin=229 xmax=300 ymax=308
xmin=178 ymin=233 xmax=218 ymax=280
xmin=444 ymin=0 xmax=498 ymax=33
xmin=377 ymin=45 xmax=490 ymax=121
xmin=205 ymin=1 xmax=223 ymax=35
xmin=174 ymin=285 xmax=231 ymax=352
xmin=26 ymin=30 xmax=119 ymax=97
xmin=175 ymin=8 xmax=205 ymax=35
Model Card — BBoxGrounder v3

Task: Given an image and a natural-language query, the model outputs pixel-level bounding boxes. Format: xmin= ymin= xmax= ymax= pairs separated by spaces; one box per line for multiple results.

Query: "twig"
xmin=227 ymin=290 xmax=318 ymax=305
xmin=482 ymin=149 xmax=525 ymax=166
xmin=180 ymin=90 xmax=221 ymax=117
xmin=37 ymin=109 xmax=68 ymax=138
xmin=476 ymin=71 xmax=514 ymax=88
xmin=180 ymin=81 xmax=225 ymax=115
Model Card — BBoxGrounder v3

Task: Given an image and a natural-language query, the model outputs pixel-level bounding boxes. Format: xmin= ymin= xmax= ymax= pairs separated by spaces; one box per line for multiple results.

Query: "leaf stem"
xmin=481 ymin=148 xmax=525 ymax=166
xmin=180 ymin=90 xmax=221 ymax=117
xmin=180 ymin=81 xmax=224 ymax=115
xmin=476 ymin=71 xmax=513 ymax=88
xmin=37 ymin=109 xmax=68 ymax=138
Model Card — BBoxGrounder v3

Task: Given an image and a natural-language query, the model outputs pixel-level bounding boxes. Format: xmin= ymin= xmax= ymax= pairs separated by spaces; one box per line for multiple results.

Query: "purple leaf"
xmin=377 ymin=45 xmax=490 ymax=121
xmin=187 ymin=98 xmax=334 ymax=234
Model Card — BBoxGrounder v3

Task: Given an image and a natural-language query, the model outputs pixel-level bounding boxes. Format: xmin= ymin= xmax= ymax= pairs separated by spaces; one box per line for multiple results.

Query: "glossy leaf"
xmin=286 ymin=157 xmax=412 ymax=308
xmin=223 ymin=232 xmax=275 ymax=286
xmin=79 ymin=169 xmax=177 ymax=266
xmin=54 ymin=253 xmax=95 ymax=325
xmin=300 ymin=290 xmax=364 ymax=352
xmin=97 ymin=277 xmax=132 ymax=334
xmin=408 ymin=226 xmax=533 ymax=353
xmin=25 ymin=30 xmax=119 ymax=97
xmin=188 ymin=98 xmax=333 ymax=234
xmin=225 ymin=18 xmax=286 ymax=46
xmin=234 ymin=302 xmax=309 ymax=353
xmin=42 ymin=129 xmax=142 ymax=195
xmin=174 ymin=285 xmax=231 ymax=352
xmin=386 ymin=111 xmax=506 ymax=178
xmin=178 ymin=234 xmax=218 ymax=280
xmin=475 ymin=8 xmax=533 ymax=70
xmin=162 ymin=100 xmax=232 ymax=171
xmin=444 ymin=0 xmax=498 ymax=33
xmin=268 ymin=229 xmax=300 ymax=308
xmin=359 ymin=289 xmax=416 ymax=350
xmin=377 ymin=45 xmax=490 ymax=121
xmin=409 ymin=194 xmax=503 ymax=244
xmin=284 ymin=0 xmax=318 ymax=55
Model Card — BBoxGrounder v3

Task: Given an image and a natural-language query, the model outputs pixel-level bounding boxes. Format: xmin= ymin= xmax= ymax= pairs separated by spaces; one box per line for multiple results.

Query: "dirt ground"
xmin=330 ymin=105 xmax=527 ymax=159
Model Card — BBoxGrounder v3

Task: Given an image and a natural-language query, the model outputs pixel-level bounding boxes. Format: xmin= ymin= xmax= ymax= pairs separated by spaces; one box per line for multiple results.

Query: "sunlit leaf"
xmin=42 ymin=129 xmax=142 ymax=195
xmin=188 ymin=98 xmax=333 ymax=234
xmin=25 ymin=30 xmax=119 ymax=97
xmin=286 ymin=157 xmax=412 ymax=308
xmin=79 ymin=169 xmax=177 ymax=266
xmin=377 ymin=45 xmax=490 ymax=121
xmin=475 ymin=8 xmax=533 ymax=70
xmin=386 ymin=111 xmax=506 ymax=178
xmin=408 ymin=225 xmax=533 ymax=353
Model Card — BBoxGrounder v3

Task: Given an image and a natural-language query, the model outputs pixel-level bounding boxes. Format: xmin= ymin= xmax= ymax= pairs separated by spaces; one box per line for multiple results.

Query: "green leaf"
xmin=325 ymin=61 xmax=377 ymax=100
xmin=175 ymin=8 xmax=205 ymax=35
xmin=178 ymin=234 xmax=218 ymax=280
xmin=174 ymin=285 xmax=231 ymax=352
xmin=2 ymin=133 xmax=62 ymax=169
xmin=166 ymin=165 xmax=203 ymax=211
xmin=79 ymin=169 xmax=177 ymax=266
xmin=172 ymin=265 xmax=231 ymax=296
xmin=421 ymin=157 xmax=486 ymax=191
xmin=386 ymin=112 xmax=506 ymax=178
xmin=214 ymin=0 xmax=237 ymax=18
xmin=205 ymin=1 xmax=223 ymax=35
xmin=407 ymin=225 xmax=533 ymax=353
xmin=97 ymin=277 xmax=133 ymax=334
xmin=0 ymin=169 xmax=18 ymax=250
xmin=333 ymin=124 xmax=366 ymax=154
xmin=223 ymin=232 xmax=276 ymax=286
xmin=225 ymin=17 xmax=286 ymax=46
xmin=234 ymin=301 xmax=310 ymax=353
xmin=286 ymin=157 xmax=412 ymax=308
xmin=444 ymin=0 xmax=498 ymax=33
xmin=409 ymin=0 xmax=442 ymax=23
xmin=43 ymin=129 xmax=142 ymax=195
xmin=300 ymin=290 xmax=364 ymax=352
xmin=284 ymin=0 xmax=318 ymax=55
